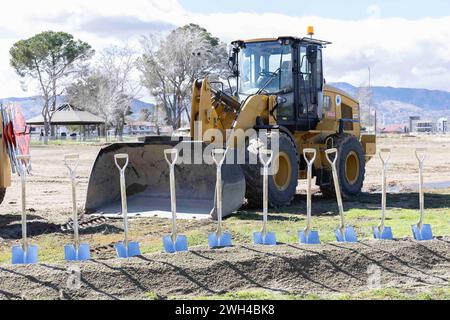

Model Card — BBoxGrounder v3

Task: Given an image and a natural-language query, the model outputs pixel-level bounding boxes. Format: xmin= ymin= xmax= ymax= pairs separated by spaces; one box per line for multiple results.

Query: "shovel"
xmin=208 ymin=148 xmax=233 ymax=248
xmin=411 ymin=148 xmax=433 ymax=241
xmin=253 ymin=148 xmax=276 ymax=245
xmin=162 ymin=148 xmax=188 ymax=253
xmin=373 ymin=149 xmax=394 ymax=240
xmin=299 ymin=148 xmax=320 ymax=244
xmin=63 ymin=154 xmax=90 ymax=261
xmin=114 ymin=154 xmax=141 ymax=258
xmin=12 ymin=155 xmax=38 ymax=264
xmin=325 ymin=148 xmax=358 ymax=242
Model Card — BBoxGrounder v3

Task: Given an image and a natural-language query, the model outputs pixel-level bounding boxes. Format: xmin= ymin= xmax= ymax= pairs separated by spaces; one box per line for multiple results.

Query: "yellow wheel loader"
xmin=86 ymin=33 xmax=376 ymax=219
xmin=0 ymin=111 xmax=12 ymax=205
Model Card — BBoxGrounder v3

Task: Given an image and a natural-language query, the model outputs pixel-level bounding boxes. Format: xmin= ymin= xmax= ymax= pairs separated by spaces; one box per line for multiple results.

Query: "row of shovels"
xmin=11 ymin=153 xmax=139 ymax=264
xmin=298 ymin=147 xmax=432 ymax=244
xmin=158 ymin=146 xmax=433 ymax=250
xmin=11 ymin=147 xmax=433 ymax=264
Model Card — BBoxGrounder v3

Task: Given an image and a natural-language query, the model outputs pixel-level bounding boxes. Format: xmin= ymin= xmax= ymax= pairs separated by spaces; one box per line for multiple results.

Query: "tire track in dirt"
xmin=0 ymin=215 xmax=112 ymax=240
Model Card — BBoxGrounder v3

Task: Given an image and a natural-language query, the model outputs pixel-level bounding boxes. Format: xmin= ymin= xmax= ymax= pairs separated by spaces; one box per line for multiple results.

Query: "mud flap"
xmin=85 ymin=137 xmax=246 ymax=219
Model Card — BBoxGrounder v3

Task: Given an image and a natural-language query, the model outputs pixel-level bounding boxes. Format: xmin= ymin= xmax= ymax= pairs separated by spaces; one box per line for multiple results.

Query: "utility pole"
xmin=374 ymin=109 xmax=377 ymax=133
xmin=368 ymin=67 xmax=372 ymax=133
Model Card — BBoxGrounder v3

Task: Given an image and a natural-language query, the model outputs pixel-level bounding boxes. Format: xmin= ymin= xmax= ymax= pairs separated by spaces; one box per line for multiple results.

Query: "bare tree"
xmin=138 ymin=24 xmax=227 ymax=129
xmin=67 ymin=46 xmax=140 ymax=140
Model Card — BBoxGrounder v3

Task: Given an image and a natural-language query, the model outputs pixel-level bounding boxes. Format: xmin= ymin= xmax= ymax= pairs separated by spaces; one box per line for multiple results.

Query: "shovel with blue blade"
xmin=114 ymin=154 xmax=141 ymax=258
xmin=412 ymin=148 xmax=433 ymax=241
xmin=325 ymin=148 xmax=358 ymax=243
xmin=208 ymin=148 xmax=233 ymax=248
xmin=299 ymin=148 xmax=320 ymax=244
xmin=373 ymin=149 xmax=394 ymax=240
xmin=162 ymin=149 xmax=188 ymax=253
xmin=12 ymin=155 xmax=38 ymax=264
xmin=63 ymin=154 xmax=90 ymax=261
xmin=253 ymin=149 xmax=276 ymax=245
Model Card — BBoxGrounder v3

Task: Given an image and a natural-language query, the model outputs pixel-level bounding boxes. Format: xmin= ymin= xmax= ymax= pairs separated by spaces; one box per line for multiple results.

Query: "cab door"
xmin=295 ymin=44 xmax=323 ymax=130
xmin=273 ymin=46 xmax=296 ymax=129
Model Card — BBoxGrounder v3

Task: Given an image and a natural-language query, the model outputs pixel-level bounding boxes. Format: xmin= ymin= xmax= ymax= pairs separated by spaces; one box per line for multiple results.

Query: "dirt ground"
xmin=0 ymin=238 xmax=448 ymax=300
xmin=0 ymin=134 xmax=449 ymax=300
xmin=362 ymin=134 xmax=450 ymax=192
xmin=1 ymin=135 xmax=449 ymax=223
xmin=1 ymin=144 xmax=97 ymax=224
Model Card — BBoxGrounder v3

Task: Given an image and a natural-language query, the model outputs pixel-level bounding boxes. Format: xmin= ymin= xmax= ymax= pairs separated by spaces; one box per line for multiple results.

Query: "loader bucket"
xmin=85 ymin=137 xmax=246 ymax=219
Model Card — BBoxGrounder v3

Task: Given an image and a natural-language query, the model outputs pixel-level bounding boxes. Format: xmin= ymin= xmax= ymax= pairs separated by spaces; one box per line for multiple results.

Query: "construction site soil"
xmin=0 ymin=238 xmax=448 ymax=299
xmin=0 ymin=135 xmax=449 ymax=299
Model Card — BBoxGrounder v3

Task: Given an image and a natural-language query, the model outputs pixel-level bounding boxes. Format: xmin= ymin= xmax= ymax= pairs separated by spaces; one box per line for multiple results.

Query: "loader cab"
xmin=232 ymin=36 xmax=330 ymax=132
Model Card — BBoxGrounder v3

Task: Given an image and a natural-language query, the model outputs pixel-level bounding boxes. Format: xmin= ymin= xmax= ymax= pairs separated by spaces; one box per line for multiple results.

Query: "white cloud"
xmin=185 ymin=12 xmax=450 ymax=91
xmin=0 ymin=0 xmax=184 ymax=98
xmin=1 ymin=0 xmax=450 ymax=98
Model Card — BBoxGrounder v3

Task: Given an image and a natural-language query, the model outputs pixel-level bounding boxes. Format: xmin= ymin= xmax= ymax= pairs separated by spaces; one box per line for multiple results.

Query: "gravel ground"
xmin=2 ymin=135 xmax=450 ymax=224
xmin=0 ymin=238 xmax=448 ymax=300
xmin=0 ymin=136 xmax=449 ymax=300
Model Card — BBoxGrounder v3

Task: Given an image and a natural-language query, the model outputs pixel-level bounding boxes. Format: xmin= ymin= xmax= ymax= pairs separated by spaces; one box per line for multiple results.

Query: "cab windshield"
xmin=238 ymin=41 xmax=293 ymax=95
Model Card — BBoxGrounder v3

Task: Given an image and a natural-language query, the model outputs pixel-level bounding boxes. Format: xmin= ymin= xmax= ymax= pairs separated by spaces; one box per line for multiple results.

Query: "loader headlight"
xmin=276 ymin=96 xmax=287 ymax=105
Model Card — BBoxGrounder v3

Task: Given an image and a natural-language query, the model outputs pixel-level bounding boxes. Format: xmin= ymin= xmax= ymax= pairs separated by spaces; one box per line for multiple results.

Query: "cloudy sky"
xmin=1 ymin=0 xmax=450 ymax=99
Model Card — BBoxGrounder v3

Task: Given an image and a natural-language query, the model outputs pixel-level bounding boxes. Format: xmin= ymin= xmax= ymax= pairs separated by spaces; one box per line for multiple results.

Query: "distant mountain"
xmin=129 ymin=99 xmax=156 ymax=119
xmin=4 ymin=83 xmax=450 ymax=126
xmin=0 ymin=96 xmax=154 ymax=121
xmin=0 ymin=96 xmax=46 ymax=120
xmin=330 ymin=82 xmax=450 ymax=125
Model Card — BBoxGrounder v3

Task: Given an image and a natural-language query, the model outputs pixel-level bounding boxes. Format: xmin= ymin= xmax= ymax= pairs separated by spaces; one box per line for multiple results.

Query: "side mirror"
xmin=228 ymin=53 xmax=236 ymax=67
xmin=306 ymin=45 xmax=318 ymax=64
xmin=229 ymin=49 xmax=239 ymax=77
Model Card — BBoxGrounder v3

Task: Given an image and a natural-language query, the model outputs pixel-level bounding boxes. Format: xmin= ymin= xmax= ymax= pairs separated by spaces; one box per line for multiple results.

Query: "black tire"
xmin=0 ymin=188 xmax=5 ymax=205
xmin=320 ymin=134 xmax=365 ymax=199
xmin=242 ymin=132 xmax=299 ymax=208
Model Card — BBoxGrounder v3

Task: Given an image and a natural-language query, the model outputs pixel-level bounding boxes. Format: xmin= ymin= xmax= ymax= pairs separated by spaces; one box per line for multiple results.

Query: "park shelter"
xmin=26 ymin=104 xmax=105 ymax=140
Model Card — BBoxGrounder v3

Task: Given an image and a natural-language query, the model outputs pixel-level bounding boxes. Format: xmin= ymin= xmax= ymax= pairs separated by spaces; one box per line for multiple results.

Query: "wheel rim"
xmin=273 ymin=152 xmax=292 ymax=191
xmin=345 ymin=151 xmax=360 ymax=185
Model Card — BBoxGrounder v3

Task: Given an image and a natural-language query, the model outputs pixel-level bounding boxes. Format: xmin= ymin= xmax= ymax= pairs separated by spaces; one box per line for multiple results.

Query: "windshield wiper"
xmin=256 ymin=68 xmax=281 ymax=95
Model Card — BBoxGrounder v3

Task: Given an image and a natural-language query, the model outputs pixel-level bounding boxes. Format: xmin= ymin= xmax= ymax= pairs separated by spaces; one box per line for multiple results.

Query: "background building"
xmin=437 ymin=117 xmax=448 ymax=133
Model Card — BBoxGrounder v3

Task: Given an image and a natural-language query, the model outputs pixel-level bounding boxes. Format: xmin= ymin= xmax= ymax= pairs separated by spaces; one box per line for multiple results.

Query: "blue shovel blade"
xmin=298 ymin=230 xmax=321 ymax=244
xmin=12 ymin=244 xmax=38 ymax=264
xmin=163 ymin=235 xmax=188 ymax=253
xmin=253 ymin=232 xmax=277 ymax=245
xmin=208 ymin=232 xmax=233 ymax=248
xmin=64 ymin=243 xmax=91 ymax=261
xmin=412 ymin=224 xmax=433 ymax=241
xmin=335 ymin=227 xmax=358 ymax=243
xmin=373 ymin=226 xmax=393 ymax=240
xmin=115 ymin=241 xmax=141 ymax=258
